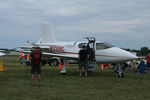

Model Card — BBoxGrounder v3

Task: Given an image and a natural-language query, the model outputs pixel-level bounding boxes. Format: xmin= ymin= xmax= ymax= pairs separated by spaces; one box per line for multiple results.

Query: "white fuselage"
xmin=37 ymin=41 xmax=137 ymax=63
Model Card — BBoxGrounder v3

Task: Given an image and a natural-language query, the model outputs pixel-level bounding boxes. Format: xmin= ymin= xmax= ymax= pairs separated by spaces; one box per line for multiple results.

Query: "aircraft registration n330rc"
xmin=20 ymin=24 xmax=138 ymax=77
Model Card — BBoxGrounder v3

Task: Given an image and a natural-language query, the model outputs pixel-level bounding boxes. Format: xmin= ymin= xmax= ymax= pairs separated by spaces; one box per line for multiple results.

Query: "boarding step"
xmin=87 ymin=60 xmax=96 ymax=72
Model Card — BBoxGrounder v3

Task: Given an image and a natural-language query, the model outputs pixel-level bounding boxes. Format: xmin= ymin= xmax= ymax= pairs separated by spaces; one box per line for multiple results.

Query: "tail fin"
xmin=41 ymin=24 xmax=57 ymax=43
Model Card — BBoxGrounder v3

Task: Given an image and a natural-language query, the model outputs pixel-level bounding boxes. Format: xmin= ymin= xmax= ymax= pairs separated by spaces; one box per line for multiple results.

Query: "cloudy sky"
xmin=0 ymin=0 xmax=150 ymax=49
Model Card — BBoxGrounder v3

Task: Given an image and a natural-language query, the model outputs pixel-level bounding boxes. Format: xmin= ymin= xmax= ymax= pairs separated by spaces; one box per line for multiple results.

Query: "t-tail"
xmin=40 ymin=24 xmax=57 ymax=43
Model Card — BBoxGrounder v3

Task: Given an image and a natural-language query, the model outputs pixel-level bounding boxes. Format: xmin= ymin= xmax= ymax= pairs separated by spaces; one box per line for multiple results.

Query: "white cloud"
xmin=56 ymin=17 xmax=150 ymax=34
xmin=24 ymin=0 xmax=93 ymax=16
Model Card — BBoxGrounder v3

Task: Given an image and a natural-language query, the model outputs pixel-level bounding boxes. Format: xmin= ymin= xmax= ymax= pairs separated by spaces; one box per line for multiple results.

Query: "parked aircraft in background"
xmin=0 ymin=52 xmax=4 ymax=56
xmin=0 ymin=48 xmax=17 ymax=54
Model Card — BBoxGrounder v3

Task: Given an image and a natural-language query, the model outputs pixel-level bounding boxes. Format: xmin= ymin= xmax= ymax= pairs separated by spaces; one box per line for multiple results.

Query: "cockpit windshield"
xmin=96 ymin=42 xmax=114 ymax=50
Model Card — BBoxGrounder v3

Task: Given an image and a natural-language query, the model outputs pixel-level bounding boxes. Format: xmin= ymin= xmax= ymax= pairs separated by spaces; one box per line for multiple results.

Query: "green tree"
xmin=141 ymin=47 xmax=149 ymax=56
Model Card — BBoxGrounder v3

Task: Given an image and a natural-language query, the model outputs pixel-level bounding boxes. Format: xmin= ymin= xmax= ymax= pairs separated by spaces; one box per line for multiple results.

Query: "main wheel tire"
xmin=52 ymin=59 xmax=59 ymax=66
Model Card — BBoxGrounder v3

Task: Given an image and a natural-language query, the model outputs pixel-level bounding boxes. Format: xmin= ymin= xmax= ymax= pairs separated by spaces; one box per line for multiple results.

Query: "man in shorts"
xmin=78 ymin=46 xmax=89 ymax=76
xmin=30 ymin=47 xmax=42 ymax=86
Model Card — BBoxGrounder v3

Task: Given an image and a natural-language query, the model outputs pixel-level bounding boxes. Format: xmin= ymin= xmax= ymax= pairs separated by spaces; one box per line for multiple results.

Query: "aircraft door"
xmin=86 ymin=37 xmax=96 ymax=72
xmin=87 ymin=40 xmax=95 ymax=61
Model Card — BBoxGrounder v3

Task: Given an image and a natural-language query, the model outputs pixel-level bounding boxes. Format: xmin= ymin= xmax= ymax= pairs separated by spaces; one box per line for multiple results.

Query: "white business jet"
xmin=20 ymin=24 xmax=138 ymax=77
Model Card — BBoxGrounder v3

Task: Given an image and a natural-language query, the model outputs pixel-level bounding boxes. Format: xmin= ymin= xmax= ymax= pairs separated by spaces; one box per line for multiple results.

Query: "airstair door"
xmin=86 ymin=37 xmax=96 ymax=72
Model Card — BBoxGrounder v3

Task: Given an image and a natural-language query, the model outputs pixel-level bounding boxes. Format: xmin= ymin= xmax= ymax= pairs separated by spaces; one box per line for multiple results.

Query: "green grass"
xmin=0 ymin=56 xmax=150 ymax=100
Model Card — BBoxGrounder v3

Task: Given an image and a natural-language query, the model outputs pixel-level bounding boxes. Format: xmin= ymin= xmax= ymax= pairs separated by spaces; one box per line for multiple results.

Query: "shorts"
xmin=31 ymin=64 xmax=41 ymax=74
xmin=20 ymin=58 xmax=23 ymax=63
xmin=79 ymin=61 xmax=88 ymax=70
xmin=130 ymin=61 xmax=137 ymax=69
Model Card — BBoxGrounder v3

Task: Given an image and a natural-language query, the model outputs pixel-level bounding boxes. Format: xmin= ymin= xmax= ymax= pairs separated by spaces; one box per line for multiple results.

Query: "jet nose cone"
xmin=130 ymin=54 xmax=138 ymax=60
xmin=112 ymin=47 xmax=138 ymax=61
xmin=120 ymin=49 xmax=138 ymax=60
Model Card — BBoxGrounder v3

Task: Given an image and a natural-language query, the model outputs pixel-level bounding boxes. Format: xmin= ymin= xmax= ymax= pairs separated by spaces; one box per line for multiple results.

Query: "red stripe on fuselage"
xmin=59 ymin=52 xmax=124 ymax=58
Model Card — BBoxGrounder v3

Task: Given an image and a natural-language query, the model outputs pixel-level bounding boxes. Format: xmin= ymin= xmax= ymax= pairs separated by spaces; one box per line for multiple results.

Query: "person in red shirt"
xmin=146 ymin=52 xmax=150 ymax=69
xmin=30 ymin=47 xmax=42 ymax=86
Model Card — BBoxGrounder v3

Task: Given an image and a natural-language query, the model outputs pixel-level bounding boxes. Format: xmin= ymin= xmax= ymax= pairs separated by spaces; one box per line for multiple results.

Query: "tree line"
xmin=124 ymin=47 xmax=150 ymax=56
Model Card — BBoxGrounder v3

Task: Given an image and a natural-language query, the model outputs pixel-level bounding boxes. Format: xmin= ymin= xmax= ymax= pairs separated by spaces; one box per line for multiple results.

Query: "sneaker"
xmin=79 ymin=74 xmax=82 ymax=77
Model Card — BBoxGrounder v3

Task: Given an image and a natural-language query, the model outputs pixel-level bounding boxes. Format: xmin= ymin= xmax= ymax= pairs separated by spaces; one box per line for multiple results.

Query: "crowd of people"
xmin=98 ymin=51 xmax=150 ymax=74
xmin=19 ymin=52 xmax=31 ymax=66
xmin=123 ymin=51 xmax=150 ymax=74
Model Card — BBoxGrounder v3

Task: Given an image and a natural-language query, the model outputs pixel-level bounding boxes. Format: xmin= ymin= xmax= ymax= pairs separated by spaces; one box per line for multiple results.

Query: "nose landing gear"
xmin=115 ymin=64 xmax=124 ymax=78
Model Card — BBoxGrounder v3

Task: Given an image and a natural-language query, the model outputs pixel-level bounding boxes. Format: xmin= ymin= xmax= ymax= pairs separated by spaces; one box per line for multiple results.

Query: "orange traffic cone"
xmin=58 ymin=62 xmax=62 ymax=70
xmin=67 ymin=61 xmax=69 ymax=67
xmin=0 ymin=60 xmax=4 ymax=72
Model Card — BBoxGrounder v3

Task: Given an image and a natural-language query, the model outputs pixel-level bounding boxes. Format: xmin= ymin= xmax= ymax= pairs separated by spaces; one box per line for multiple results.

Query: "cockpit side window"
xmin=96 ymin=42 xmax=114 ymax=50
xmin=78 ymin=43 xmax=87 ymax=48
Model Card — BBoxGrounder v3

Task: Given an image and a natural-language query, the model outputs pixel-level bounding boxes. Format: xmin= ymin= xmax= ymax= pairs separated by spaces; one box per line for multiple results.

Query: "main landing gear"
xmin=59 ymin=58 xmax=67 ymax=75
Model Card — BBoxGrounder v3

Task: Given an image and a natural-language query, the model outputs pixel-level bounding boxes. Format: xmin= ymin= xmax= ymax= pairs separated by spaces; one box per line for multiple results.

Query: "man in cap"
xmin=30 ymin=46 xmax=42 ymax=86
xmin=78 ymin=45 xmax=89 ymax=76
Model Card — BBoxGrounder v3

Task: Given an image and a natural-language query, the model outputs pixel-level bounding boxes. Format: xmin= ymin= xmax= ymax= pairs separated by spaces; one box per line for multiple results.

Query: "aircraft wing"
xmin=43 ymin=52 xmax=78 ymax=60
xmin=18 ymin=50 xmax=78 ymax=59
xmin=18 ymin=46 xmax=78 ymax=60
